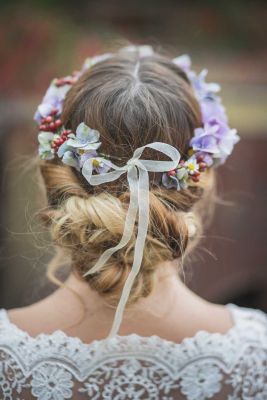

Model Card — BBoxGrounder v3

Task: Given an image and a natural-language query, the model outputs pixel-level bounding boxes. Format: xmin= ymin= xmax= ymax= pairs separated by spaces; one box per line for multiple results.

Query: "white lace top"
xmin=0 ymin=303 xmax=266 ymax=400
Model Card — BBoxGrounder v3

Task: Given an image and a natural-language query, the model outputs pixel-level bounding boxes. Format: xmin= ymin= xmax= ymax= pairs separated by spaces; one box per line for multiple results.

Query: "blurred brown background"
xmin=0 ymin=0 xmax=266 ymax=312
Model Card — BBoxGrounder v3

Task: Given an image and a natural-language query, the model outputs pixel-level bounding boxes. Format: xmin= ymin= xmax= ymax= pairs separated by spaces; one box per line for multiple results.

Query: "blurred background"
xmin=0 ymin=0 xmax=266 ymax=312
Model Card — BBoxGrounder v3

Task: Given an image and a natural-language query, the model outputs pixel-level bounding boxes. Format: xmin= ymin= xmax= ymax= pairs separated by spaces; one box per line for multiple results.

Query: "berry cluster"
xmin=36 ymin=103 xmax=72 ymax=152
xmin=167 ymin=153 xmax=207 ymax=184
xmin=38 ymin=108 xmax=73 ymax=153
xmin=39 ymin=112 xmax=62 ymax=133
xmin=51 ymin=129 xmax=72 ymax=151
xmin=36 ymin=71 xmax=80 ymax=160
xmin=191 ymin=154 xmax=208 ymax=183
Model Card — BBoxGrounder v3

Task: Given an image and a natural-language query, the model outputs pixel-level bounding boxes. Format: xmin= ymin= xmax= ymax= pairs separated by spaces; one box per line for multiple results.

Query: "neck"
xmin=51 ymin=260 xmax=210 ymax=336
xmin=24 ymin=259 xmax=233 ymax=342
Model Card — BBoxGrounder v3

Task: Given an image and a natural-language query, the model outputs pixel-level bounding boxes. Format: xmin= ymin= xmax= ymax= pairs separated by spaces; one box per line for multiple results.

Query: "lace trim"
xmin=0 ymin=304 xmax=267 ymax=400
xmin=0 ymin=303 xmax=266 ymax=382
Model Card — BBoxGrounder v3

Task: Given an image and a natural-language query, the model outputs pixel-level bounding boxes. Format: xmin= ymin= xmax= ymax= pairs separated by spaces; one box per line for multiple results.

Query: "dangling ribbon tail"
xmin=81 ymin=142 xmax=181 ymax=337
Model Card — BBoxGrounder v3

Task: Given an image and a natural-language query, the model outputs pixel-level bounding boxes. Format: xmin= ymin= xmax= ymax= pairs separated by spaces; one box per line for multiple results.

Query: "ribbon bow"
xmin=82 ymin=142 xmax=181 ymax=337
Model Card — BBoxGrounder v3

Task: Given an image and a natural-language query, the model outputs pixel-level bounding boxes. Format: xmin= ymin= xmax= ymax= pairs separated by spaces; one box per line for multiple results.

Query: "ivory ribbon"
xmin=82 ymin=142 xmax=181 ymax=337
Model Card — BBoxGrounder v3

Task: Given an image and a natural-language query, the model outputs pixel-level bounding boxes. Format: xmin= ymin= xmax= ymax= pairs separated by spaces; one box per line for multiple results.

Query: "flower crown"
xmin=35 ymin=46 xmax=240 ymax=191
xmin=34 ymin=46 xmax=240 ymax=338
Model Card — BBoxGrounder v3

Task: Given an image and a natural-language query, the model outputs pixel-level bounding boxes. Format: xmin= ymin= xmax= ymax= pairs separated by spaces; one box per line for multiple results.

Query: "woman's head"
xmin=39 ymin=47 xmax=216 ymax=306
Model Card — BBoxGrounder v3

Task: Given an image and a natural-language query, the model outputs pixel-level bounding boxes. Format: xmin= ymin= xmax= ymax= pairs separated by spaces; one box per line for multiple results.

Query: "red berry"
xmin=55 ymin=119 xmax=62 ymax=128
xmin=199 ymin=162 xmax=207 ymax=171
xmin=197 ymin=154 xmax=204 ymax=162
xmin=51 ymin=108 xmax=58 ymax=116
xmin=49 ymin=122 xmax=56 ymax=131
xmin=51 ymin=143 xmax=57 ymax=149
xmin=167 ymin=169 xmax=176 ymax=177
xmin=194 ymin=171 xmax=201 ymax=177
xmin=192 ymin=175 xmax=200 ymax=182
xmin=45 ymin=116 xmax=53 ymax=123
xmin=39 ymin=124 xmax=47 ymax=131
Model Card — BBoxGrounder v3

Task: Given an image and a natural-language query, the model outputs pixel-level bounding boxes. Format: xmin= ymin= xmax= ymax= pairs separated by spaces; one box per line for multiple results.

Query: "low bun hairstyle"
xmin=39 ymin=48 xmax=216 ymax=306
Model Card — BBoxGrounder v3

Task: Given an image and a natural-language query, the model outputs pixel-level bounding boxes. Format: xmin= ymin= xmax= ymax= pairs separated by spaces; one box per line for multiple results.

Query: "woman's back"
xmin=0 ymin=304 xmax=266 ymax=399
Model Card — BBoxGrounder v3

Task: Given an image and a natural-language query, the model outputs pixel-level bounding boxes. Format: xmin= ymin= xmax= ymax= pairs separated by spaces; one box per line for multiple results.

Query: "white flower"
xmin=57 ymin=122 xmax=102 ymax=170
xmin=31 ymin=364 xmax=73 ymax=400
xmin=184 ymin=157 xmax=199 ymax=175
xmin=38 ymin=131 xmax=56 ymax=160
xmin=180 ymin=362 xmax=223 ymax=400
xmin=172 ymin=54 xmax=191 ymax=71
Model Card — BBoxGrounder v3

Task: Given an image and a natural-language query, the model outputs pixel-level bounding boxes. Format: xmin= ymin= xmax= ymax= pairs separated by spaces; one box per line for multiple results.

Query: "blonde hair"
xmin=38 ymin=48 xmax=216 ymax=307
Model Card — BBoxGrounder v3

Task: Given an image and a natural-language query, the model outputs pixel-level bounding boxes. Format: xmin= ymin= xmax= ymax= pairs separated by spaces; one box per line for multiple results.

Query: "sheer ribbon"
xmin=82 ymin=142 xmax=181 ymax=337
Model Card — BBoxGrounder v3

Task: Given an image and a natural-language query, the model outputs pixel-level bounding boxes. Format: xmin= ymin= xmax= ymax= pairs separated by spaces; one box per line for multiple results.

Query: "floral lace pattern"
xmin=0 ymin=304 xmax=266 ymax=399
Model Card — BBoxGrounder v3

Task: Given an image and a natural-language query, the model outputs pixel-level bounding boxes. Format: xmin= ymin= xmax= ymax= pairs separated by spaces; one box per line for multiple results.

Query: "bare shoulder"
xmin=7 ymin=294 xmax=67 ymax=337
xmin=6 ymin=281 xmax=88 ymax=338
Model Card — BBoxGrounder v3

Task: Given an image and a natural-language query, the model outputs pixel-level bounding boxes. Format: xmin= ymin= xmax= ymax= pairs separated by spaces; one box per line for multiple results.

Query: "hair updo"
xmin=39 ymin=47 xmax=215 ymax=306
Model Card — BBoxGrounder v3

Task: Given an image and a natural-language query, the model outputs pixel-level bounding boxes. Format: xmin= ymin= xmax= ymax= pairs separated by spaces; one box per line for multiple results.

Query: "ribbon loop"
xmin=81 ymin=141 xmax=181 ymax=337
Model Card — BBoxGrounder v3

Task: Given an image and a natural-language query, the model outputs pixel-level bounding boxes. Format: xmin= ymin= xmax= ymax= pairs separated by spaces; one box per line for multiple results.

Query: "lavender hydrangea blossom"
xmin=56 ymin=122 xmax=112 ymax=175
xmin=190 ymin=119 xmax=240 ymax=166
xmin=162 ymin=170 xmax=189 ymax=191
xmin=34 ymin=82 xmax=71 ymax=123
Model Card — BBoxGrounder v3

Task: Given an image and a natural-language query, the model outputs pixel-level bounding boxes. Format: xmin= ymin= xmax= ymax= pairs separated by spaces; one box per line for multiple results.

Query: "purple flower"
xmin=80 ymin=153 xmax=111 ymax=173
xmin=82 ymin=156 xmax=113 ymax=184
xmin=57 ymin=123 xmax=106 ymax=172
xmin=162 ymin=167 xmax=189 ymax=191
xmin=79 ymin=150 xmax=98 ymax=167
xmin=61 ymin=150 xmax=80 ymax=170
xmin=205 ymin=119 xmax=240 ymax=161
xmin=185 ymin=68 xmax=228 ymax=125
xmin=34 ymin=98 xmax=61 ymax=123
xmin=162 ymin=173 xmax=178 ymax=189
xmin=190 ymin=124 xmax=220 ymax=155
xmin=216 ymin=128 xmax=240 ymax=163
xmin=34 ymin=82 xmax=71 ymax=123
xmin=189 ymin=69 xmax=221 ymax=100
xmin=200 ymin=98 xmax=228 ymax=125
xmin=66 ymin=123 xmax=101 ymax=151
xmin=194 ymin=152 xmax=214 ymax=167
xmin=207 ymin=118 xmax=230 ymax=137
xmin=190 ymin=118 xmax=240 ymax=165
